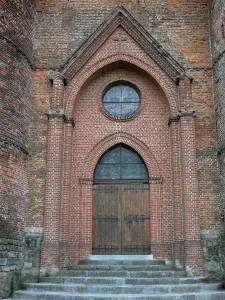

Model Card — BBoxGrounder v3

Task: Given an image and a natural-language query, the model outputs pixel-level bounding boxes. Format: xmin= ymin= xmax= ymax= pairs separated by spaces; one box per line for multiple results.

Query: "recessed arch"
xmin=81 ymin=132 xmax=161 ymax=181
xmin=94 ymin=143 xmax=149 ymax=182
xmin=65 ymin=54 xmax=179 ymax=119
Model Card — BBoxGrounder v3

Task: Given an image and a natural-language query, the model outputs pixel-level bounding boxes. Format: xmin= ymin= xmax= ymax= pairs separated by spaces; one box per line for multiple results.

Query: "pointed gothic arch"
xmin=65 ymin=55 xmax=179 ymax=119
xmin=94 ymin=144 xmax=149 ymax=182
xmin=80 ymin=132 xmax=161 ymax=181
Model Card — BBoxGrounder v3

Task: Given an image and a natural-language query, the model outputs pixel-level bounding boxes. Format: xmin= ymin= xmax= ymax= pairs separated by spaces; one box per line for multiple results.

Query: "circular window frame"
xmin=101 ymin=80 xmax=142 ymax=121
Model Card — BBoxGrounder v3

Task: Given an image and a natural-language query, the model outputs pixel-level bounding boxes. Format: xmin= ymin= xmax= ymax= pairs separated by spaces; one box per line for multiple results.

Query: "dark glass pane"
xmin=99 ymin=147 xmax=120 ymax=164
xmin=95 ymin=164 xmax=120 ymax=179
xmin=104 ymin=103 xmax=122 ymax=116
xmin=121 ymin=164 xmax=148 ymax=179
xmin=121 ymin=147 xmax=142 ymax=164
xmin=94 ymin=145 xmax=148 ymax=180
xmin=121 ymin=103 xmax=139 ymax=117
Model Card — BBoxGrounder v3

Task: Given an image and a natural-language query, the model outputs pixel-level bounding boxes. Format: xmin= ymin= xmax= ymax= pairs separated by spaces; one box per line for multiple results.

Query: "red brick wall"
xmin=32 ymin=1 xmax=219 ymax=275
xmin=0 ymin=0 xmax=35 ymax=297
xmin=32 ymin=0 xmax=218 ymax=231
xmin=211 ymin=0 xmax=225 ymax=220
xmin=69 ymin=67 xmax=171 ymax=258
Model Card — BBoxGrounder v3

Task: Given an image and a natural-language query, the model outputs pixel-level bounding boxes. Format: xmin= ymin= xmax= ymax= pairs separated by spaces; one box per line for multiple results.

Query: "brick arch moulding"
xmin=65 ymin=55 xmax=179 ymax=120
xmin=80 ymin=131 xmax=161 ymax=181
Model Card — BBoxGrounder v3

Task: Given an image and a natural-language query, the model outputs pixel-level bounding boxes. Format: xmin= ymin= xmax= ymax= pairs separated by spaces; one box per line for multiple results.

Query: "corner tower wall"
xmin=211 ymin=0 xmax=225 ymax=213
xmin=0 ymin=0 xmax=35 ymax=297
xmin=210 ymin=0 xmax=225 ymax=280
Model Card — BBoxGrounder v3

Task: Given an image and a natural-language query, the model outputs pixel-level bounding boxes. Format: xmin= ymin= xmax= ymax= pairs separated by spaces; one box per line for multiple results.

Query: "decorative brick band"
xmin=149 ymin=176 xmax=163 ymax=184
xmin=79 ymin=178 xmax=94 ymax=185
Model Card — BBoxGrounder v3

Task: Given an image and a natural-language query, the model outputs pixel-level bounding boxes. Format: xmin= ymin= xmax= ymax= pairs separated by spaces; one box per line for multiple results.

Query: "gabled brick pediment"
xmin=60 ymin=6 xmax=185 ymax=83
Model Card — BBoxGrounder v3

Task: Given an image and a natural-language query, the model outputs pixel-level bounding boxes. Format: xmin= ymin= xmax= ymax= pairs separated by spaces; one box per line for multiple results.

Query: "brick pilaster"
xmin=179 ymin=77 xmax=203 ymax=275
xmin=169 ymin=118 xmax=184 ymax=266
xmin=41 ymin=76 xmax=65 ymax=272
xmin=51 ymin=75 xmax=64 ymax=109
xmin=59 ymin=118 xmax=75 ymax=268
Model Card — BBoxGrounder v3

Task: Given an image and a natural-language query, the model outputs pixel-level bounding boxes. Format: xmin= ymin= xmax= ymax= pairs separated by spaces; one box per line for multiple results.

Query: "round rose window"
xmin=102 ymin=81 xmax=141 ymax=119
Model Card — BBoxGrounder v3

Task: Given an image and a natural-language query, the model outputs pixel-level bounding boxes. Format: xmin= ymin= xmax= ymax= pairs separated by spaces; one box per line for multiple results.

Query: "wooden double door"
xmin=92 ymin=182 xmax=150 ymax=255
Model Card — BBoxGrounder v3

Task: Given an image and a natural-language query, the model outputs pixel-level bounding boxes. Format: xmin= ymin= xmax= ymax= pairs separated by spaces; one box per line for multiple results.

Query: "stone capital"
xmin=46 ymin=108 xmax=65 ymax=118
xmin=179 ymin=109 xmax=195 ymax=118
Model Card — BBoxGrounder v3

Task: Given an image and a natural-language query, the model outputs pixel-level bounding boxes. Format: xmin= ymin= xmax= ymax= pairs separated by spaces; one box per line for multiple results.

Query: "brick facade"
xmin=31 ymin=0 xmax=218 ymax=232
xmin=0 ymin=0 xmax=224 ymax=296
xmin=37 ymin=4 xmax=216 ymax=276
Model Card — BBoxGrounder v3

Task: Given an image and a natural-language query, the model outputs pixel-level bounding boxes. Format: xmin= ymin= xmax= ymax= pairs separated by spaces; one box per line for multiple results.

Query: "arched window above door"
xmin=94 ymin=144 xmax=148 ymax=181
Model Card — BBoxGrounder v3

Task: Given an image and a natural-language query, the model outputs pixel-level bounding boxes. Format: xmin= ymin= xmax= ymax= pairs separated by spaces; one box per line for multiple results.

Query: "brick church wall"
xmin=32 ymin=0 xmax=219 ymax=243
xmin=0 ymin=0 xmax=224 ymax=291
xmin=0 ymin=0 xmax=35 ymax=297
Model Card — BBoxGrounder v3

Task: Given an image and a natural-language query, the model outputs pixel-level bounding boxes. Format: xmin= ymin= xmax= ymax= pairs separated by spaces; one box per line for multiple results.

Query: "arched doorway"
xmin=92 ymin=144 xmax=150 ymax=255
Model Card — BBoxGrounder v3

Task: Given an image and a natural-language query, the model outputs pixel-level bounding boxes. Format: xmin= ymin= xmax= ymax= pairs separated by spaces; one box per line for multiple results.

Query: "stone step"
xmin=13 ymin=290 xmax=225 ymax=300
xmin=40 ymin=276 xmax=206 ymax=285
xmin=22 ymin=282 xmax=222 ymax=294
xmin=89 ymin=255 xmax=154 ymax=261
xmin=12 ymin=258 xmax=225 ymax=300
xmin=79 ymin=259 xmax=165 ymax=266
xmin=68 ymin=264 xmax=174 ymax=271
xmin=61 ymin=270 xmax=187 ymax=278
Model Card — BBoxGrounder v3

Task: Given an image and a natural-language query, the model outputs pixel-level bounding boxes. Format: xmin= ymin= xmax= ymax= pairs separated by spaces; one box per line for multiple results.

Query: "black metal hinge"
xmin=124 ymin=244 xmax=151 ymax=253
xmin=124 ymin=185 xmax=149 ymax=191
xmin=94 ymin=186 xmax=119 ymax=193
xmin=124 ymin=214 xmax=150 ymax=222
xmin=93 ymin=245 xmax=119 ymax=253
xmin=93 ymin=215 xmax=119 ymax=222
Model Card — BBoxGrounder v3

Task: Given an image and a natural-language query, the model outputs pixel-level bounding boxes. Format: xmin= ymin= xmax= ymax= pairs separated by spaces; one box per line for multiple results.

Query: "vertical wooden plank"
xmin=92 ymin=184 xmax=121 ymax=254
xmin=122 ymin=184 xmax=150 ymax=254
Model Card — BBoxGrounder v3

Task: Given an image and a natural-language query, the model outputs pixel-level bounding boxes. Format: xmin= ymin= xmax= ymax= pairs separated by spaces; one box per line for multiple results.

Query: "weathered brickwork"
xmin=27 ymin=70 xmax=50 ymax=228
xmin=210 ymin=0 xmax=225 ymax=281
xmin=32 ymin=0 xmax=218 ymax=266
xmin=1 ymin=0 xmax=224 ymax=293
xmin=33 ymin=1 xmax=216 ymax=276
xmin=0 ymin=0 xmax=35 ymax=298
xmin=211 ymin=0 xmax=225 ymax=215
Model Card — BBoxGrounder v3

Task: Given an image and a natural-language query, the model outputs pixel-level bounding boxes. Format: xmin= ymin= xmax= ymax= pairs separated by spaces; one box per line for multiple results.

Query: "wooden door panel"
xmin=122 ymin=184 xmax=150 ymax=254
xmin=93 ymin=183 xmax=150 ymax=255
xmin=93 ymin=184 xmax=121 ymax=254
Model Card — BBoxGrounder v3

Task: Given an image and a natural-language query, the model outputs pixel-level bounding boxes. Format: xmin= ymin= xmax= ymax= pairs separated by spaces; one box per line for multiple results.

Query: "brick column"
xmin=179 ymin=77 xmax=203 ymax=275
xmin=169 ymin=118 xmax=184 ymax=268
xmin=59 ymin=118 xmax=74 ymax=268
xmin=41 ymin=76 xmax=64 ymax=274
